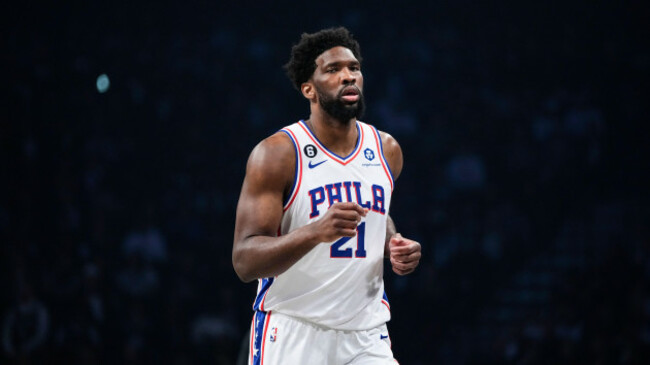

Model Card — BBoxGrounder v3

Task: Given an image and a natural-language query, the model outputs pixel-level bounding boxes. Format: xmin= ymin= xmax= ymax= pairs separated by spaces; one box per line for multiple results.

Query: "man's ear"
xmin=301 ymin=82 xmax=315 ymax=101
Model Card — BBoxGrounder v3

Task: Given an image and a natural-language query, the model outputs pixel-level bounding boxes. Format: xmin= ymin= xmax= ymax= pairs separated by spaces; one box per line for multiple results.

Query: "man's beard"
xmin=316 ymin=86 xmax=365 ymax=123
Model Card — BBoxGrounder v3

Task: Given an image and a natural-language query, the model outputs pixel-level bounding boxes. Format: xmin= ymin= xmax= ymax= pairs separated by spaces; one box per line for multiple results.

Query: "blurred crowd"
xmin=3 ymin=2 xmax=647 ymax=364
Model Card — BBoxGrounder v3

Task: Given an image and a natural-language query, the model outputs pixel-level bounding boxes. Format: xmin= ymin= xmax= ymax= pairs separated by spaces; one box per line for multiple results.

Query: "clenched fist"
xmin=388 ymin=233 xmax=421 ymax=275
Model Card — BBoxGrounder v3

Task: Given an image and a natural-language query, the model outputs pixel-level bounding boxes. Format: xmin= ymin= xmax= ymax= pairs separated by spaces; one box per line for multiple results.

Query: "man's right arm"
xmin=232 ymin=132 xmax=366 ymax=282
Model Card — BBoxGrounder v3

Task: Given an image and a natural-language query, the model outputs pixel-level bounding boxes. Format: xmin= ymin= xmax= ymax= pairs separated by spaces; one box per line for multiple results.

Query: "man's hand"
xmin=388 ymin=233 xmax=421 ymax=275
xmin=311 ymin=202 xmax=368 ymax=243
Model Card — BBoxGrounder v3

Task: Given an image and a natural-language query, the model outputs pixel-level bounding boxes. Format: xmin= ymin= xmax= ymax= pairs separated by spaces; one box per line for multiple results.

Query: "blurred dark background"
xmin=2 ymin=1 xmax=648 ymax=364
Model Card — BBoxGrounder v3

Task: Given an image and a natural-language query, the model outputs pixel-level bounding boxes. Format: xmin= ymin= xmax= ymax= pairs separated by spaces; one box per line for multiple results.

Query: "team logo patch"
xmin=364 ymin=148 xmax=375 ymax=161
xmin=304 ymin=144 xmax=317 ymax=158
xmin=270 ymin=327 xmax=278 ymax=342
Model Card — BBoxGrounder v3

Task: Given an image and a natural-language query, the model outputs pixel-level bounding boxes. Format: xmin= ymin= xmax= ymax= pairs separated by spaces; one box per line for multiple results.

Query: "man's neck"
xmin=307 ymin=111 xmax=358 ymax=157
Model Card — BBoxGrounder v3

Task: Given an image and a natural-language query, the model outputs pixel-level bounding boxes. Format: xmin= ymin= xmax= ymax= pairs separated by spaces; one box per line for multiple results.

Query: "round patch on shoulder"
xmin=303 ymin=144 xmax=317 ymax=158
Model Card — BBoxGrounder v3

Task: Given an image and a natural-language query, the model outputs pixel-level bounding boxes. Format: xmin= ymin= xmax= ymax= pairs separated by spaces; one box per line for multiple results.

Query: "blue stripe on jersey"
xmin=253 ymin=277 xmax=274 ymax=311
xmin=280 ymin=129 xmax=299 ymax=207
xmin=372 ymin=126 xmax=395 ymax=183
xmin=300 ymin=120 xmax=362 ymax=161
xmin=251 ymin=310 xmax=269 ymax=365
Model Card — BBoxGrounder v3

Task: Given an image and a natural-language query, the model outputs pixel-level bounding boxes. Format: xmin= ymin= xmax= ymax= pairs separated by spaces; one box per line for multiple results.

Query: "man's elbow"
xmin=232 ymin=250 xmax=256 ymax=283
xmin=234 ymin=268 xmax=256 ymax=283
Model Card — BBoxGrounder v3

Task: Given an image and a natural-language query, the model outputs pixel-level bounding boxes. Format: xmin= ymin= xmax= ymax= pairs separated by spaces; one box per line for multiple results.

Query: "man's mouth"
xmin=340 ymin=86 xmax=360 ymax=103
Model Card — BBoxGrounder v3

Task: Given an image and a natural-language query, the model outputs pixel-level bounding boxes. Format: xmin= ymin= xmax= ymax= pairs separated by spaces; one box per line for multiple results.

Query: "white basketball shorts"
xmin=248 ymin=311 xmax=398 ymax=365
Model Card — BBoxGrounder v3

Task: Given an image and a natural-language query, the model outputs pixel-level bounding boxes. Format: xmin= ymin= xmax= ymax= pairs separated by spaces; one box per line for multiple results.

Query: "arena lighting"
xmin=96 ymin=73 xmax=110 ymax=93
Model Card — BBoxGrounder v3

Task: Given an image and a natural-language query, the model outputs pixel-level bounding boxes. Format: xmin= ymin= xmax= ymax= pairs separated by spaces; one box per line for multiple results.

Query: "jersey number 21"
xmin=330 ymin=222 xmax=366 ymax=258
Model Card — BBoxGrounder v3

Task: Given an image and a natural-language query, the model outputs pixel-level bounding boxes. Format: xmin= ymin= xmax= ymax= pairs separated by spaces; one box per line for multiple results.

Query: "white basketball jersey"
xmin=252 ymin=120 xmax=394 ymax=330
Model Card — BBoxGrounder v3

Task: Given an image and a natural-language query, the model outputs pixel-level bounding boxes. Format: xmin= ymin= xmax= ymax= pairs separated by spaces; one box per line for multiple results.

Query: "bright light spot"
xmin=96 ymin=74 xmax=110 ymax=93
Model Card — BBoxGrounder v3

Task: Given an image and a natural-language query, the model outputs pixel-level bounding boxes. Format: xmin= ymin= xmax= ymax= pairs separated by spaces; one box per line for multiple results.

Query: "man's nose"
xmin=341 ymin=68 xmax=356 ymax=84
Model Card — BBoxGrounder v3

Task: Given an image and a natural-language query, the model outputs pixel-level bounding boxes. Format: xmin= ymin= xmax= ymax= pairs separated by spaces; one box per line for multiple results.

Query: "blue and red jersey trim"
xmin=382 ymin=291 xmax=391 ymax=311
xmin=280 ymin=128 xmax=302 ymax=211
xmin=253 ymin=277 xmax=274 ymax=312
xmin=298 ymin=120 xmax=364 ymax=165
xmin=370 ymin=125 xmax=394 ymax=191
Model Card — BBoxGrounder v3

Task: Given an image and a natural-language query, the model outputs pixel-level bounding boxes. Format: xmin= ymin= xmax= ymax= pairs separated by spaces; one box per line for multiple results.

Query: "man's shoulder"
xmin=375 ymin=129 xmax=399 ymax=152
xmin=358 ymin=121 xmax=397 ymax=144
xmin=252 ymin=131 xmax=294 ymax=161
xmin=246 ymin=130 xmax=296 ymax=180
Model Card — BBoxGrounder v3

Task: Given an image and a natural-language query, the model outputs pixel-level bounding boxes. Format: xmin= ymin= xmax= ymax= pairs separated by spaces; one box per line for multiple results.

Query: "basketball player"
xmin=233 ymin=27 xmax=421 ymax=364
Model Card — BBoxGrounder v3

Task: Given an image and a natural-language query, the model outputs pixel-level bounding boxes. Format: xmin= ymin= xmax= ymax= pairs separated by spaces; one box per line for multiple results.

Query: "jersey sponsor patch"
xmin=364 ymin=148 xmax=375 ymax=161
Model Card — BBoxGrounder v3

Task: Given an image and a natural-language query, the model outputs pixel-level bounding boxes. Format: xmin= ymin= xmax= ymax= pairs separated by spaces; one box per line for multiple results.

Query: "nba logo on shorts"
xmin=270 ymin=327 xmax=278 ymax=342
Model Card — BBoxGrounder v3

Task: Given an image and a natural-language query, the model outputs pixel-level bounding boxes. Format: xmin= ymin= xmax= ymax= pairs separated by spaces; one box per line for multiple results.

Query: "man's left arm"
xmin=379 ymin=131 xmax=422 ymax=275
xmin=385 ymin=215 xmax=421 ymax=275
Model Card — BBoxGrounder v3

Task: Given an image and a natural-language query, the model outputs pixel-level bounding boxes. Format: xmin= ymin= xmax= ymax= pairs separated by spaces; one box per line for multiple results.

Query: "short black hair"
xmin=284 ymin=27 xmax=362 ymax=91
